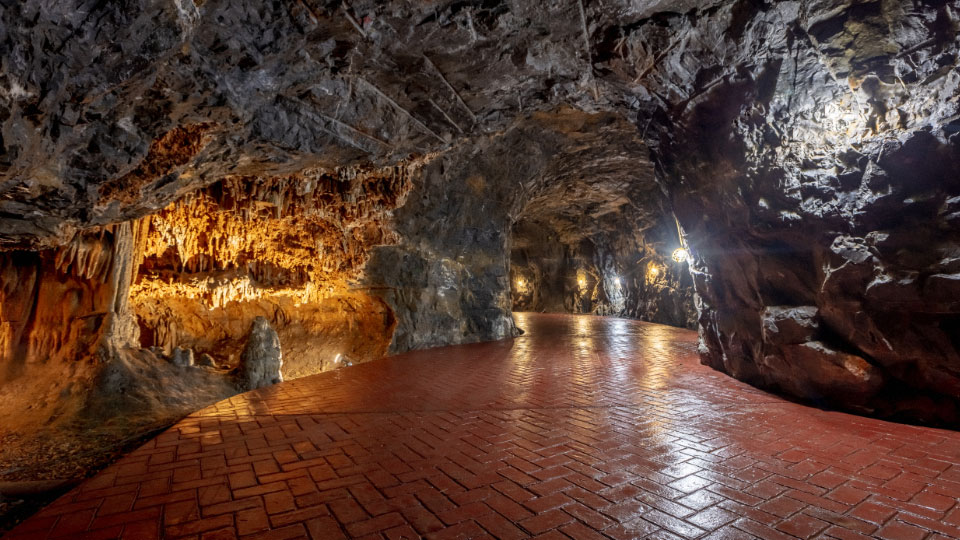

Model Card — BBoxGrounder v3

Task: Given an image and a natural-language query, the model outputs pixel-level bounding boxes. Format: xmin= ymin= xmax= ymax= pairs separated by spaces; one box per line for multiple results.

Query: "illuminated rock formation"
xmin=642 ymin=1 xmax=960 ymax=423
xmin=240 ymin=316 xmax=283 ymax=390
xmin=0 ymin=223 xmax=140 ymax=432
xmin=130 ymin=162 xmax=417 ymax=376
xmin=0 ymin=160 xmax=417 ymax=482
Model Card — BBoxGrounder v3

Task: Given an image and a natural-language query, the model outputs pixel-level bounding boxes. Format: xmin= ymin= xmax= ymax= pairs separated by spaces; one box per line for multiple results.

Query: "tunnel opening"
xmin=502 ymin=109 xmax=696 ymax=329
xmin=508 ymin=213 xmax=696 ymax=328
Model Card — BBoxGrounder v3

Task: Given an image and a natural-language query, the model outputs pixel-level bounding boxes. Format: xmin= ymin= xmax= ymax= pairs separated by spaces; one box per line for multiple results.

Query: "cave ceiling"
xmin=0 ymin=0 xmax=725 ymax=250
xmin=510 ymin=109 xmax=660 ymax=246
xmin=4 ymin=0 xmax=957 ymax=253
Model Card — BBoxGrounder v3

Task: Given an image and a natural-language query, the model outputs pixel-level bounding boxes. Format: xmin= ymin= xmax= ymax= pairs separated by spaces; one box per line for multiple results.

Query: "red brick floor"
xmin=9 ymin=313 xmax=960 ymax=540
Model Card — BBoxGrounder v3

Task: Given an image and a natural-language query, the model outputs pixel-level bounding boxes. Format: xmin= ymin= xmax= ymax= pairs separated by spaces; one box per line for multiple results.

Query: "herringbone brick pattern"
xmin=10 ymin=313 xmax=960 ymax=539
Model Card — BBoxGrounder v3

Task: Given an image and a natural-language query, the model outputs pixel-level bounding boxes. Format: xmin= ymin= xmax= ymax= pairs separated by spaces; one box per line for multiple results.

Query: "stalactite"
xmin=138 ymin=158 xmax=422 ymax=297
xmin=121 ymin=156 xmax=422 ymax=379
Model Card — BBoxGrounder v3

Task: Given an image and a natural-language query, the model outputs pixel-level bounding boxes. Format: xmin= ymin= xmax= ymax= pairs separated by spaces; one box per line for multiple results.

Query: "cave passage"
xmin=10 ymin=313 xmax=960 ymax=539
xmin=508 ymin=212 xmax=696 ymax=327
xmin=3 ymin=0 xmax=960 ymax=536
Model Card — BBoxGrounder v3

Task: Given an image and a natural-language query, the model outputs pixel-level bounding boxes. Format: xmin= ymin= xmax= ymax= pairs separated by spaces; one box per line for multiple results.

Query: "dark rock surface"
xmin=240 ymin=316 xmax=283 ymax=391
xmin=363 ymin=108 xmax=686 ymax=350
xmin=642 ymin=0 xmax=960 ymax=424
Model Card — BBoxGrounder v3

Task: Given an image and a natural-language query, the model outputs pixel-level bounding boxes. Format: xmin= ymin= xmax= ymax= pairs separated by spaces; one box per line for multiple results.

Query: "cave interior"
xmin=1 ymin=0 xmax=960 ymax=533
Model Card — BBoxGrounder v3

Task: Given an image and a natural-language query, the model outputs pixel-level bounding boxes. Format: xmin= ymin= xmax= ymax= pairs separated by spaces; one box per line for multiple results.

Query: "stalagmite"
xmin=240 ymin=317 xmax=283 ymax=390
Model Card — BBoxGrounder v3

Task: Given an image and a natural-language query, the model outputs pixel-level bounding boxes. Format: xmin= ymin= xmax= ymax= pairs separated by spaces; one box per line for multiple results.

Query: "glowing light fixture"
xmin=612 ymin=276 xmax=620 ymax=286
xmin=672 ymin=214 xmax=691 ymax=264
xmin=515 ymin=278 xmax=525 ymax=289
xmin=647 ymin=265 xmax=660 ymax=279
xmin=577 ymin=276 xmax=587 ymax=289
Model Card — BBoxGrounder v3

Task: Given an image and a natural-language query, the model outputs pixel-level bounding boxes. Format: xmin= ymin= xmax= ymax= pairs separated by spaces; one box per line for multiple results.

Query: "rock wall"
xmin=364 ymin=108 xmax=673 ymax=351
xmin=626 ymin=1 xmax=960 ymax=424
xmin=0 ymin=224 xmax=139 ymax=431
xmin=0 ymin=221 xmax=236 ymax=439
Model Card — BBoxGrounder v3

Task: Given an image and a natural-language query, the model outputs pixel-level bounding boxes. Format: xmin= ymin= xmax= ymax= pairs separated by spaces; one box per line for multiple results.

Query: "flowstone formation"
xmin=0 ymin=0 xmax=959 ymax=497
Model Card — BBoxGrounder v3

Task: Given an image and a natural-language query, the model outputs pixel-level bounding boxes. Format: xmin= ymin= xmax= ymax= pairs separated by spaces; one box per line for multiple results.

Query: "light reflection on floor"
xmin=13 ymin=313 xmax=960 ymax=540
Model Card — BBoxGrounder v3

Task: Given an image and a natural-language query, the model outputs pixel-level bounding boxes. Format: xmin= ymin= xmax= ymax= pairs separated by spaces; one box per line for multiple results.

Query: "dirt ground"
xmin=0 ymin=421 xmax=172 ymax=536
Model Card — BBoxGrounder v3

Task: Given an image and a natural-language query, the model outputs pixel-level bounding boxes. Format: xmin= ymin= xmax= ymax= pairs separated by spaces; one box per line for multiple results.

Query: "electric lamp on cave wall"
xmin=646 ymin=263 xmax=661 ymax=282
xmin=671 ymin=214 xmax=691 ymax=264
xmin=514 ymin=276 xmax=527 ymax=293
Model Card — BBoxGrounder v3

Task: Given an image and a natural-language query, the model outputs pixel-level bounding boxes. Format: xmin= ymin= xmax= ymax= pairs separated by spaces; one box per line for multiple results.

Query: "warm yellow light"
xmin=577 ymin=277 xmax=586 ymax=288
xmin=515 ymin=278 xmax=525 ymax=288
xmin=672 ymin=247 xmax=689 ymax=263
xmin=647 ymin=265 xmax=660 ymax=279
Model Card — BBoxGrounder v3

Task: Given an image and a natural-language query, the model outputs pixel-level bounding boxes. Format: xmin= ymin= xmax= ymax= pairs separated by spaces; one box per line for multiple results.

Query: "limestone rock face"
xmin=761 ymin=307 xmax=820 ymax=346
xmin=240 ymin=317 xmax=283 ymax=391
xmin=0 ymin=223 xmax=142 ymax=433
xmin=363 ymin=108 xmax=680 ymax=351
xmin=761 ymin=342 xmax=885 ymax=409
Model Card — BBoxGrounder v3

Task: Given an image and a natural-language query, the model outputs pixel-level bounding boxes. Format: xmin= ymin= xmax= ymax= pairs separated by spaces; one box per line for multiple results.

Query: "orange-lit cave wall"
xmin=0 ymin=222 xmax=144 ymax=432
xmin=0 ymin=160 xmax=419 ymax=435
xmin=130 ymin=163 xmax=419 ymax=377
